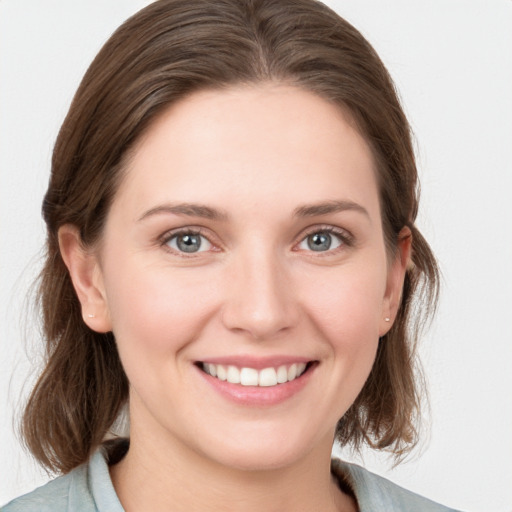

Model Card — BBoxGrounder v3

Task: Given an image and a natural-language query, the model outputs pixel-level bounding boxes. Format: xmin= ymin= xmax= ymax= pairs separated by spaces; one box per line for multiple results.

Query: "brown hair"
xmin=22 ymin=0 xmax=439 ymax=474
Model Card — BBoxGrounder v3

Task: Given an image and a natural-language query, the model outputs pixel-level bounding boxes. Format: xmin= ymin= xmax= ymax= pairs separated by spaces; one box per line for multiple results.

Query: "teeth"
xmin=240 ymin=368 xmax=258 ymax=386
xmin=227 ymin=365 xmax=240 ymax=384
xmin=216 ymin=365 xmax=227 ymax=381
xmin=276 ymin=365 xmax=288 ymax=383
xmin=202 ymin=362 xmax=309 ymax=387
xmin=258 ymin=367 xmax=277 ymax=387
xmin=288 ymin=363 xmax=297 ymax=380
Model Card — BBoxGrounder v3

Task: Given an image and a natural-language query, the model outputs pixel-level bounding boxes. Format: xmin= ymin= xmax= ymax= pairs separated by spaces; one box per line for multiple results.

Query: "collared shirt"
xmin=2 ymin=447 xmax=462 ymax=511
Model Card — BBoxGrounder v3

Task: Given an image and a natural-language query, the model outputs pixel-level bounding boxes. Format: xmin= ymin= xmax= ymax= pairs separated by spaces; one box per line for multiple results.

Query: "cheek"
xmin=300 ymin=262 xmax=387 ymax=343
xmin=289 ymin=266 xmax=386 ymax=422
xmin=103 ymin=258 xmax=218 ymax=357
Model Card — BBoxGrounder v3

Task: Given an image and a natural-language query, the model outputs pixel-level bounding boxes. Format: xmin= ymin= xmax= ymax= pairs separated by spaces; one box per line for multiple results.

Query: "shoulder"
xmin=1 ymin=464 xmax=94 ymax=512
xmin=2 ymin=441 xmax=126 ymax=512
xmin=332 ymin=459 xmax=464 ymax=512
xmin=0 ymin=443 xmax=127 ymax=512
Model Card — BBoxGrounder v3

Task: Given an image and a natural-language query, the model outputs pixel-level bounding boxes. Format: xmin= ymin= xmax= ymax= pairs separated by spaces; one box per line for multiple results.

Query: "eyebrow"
xmin=138 ymin=199 xmax=369 ymax=222
xmin=138 ymin=203 xmax=228 ymax=222
xmin=293 ymin=200 xmax=369 ymax=219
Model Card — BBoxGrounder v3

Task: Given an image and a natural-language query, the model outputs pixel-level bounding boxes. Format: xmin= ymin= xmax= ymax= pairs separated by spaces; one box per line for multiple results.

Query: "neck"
xmin=110 ymin=426 xmax=356 ymax=512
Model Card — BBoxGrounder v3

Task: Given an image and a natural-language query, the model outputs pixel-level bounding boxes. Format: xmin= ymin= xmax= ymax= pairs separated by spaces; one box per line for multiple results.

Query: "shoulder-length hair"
xmin=22 ymin=0 xmax=439 ymax=473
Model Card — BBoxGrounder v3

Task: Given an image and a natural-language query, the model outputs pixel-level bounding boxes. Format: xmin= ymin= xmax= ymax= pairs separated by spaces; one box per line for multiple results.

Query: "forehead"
xmin=114 ymin=84 xmax=380 ymax=220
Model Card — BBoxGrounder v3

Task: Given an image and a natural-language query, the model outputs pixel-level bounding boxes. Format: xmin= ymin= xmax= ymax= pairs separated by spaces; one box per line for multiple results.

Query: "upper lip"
xmin=196 ymin=355 xmax=315 ymax=370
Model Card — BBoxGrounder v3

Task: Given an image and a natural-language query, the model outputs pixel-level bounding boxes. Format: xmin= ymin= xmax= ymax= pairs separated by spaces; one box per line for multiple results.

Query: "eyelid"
xmin=158 ymin=226 xmax=220 ymax=255
xmin=294 ymin=225 xmax=355 ymax=252
xmin=156 ymin=224 xmax=354 ymax=256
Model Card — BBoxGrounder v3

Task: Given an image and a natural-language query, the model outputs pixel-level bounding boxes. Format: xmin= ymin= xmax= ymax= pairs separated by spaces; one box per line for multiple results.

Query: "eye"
xmin=165 ymin=231 xmax=213 ymax=253
xmin=297 ymin=229 xmax=346 ymax=252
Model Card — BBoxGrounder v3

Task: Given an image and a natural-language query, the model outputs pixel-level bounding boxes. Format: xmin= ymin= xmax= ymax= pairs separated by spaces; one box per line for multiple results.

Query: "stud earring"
xmin=384 ymin=317 xmax=390 ymax=322
xmin=87 ymin=314 xmax=95 ymax=318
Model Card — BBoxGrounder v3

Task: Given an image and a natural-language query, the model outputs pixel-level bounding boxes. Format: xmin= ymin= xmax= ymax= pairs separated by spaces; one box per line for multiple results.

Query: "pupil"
xmin=177 ymin=234 xmax=201 ymax=253
xmin=308 ymin=232 xmax=331 ymax=251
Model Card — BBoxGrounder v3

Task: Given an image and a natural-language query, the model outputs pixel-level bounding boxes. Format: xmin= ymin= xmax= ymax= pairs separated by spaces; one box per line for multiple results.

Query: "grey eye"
xmin=308 ymin=232 xmax=331 ymax=251
xmin=167 ymin=233 xmax=212 ymax=253
xmin=299 ymin=231 xmax=343 ymax=252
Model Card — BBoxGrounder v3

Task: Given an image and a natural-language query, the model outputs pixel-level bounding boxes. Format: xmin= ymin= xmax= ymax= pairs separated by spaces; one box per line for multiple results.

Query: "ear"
xmin=379 ymin=226 xmax=412 ymax=336
xmin=58 ymin=224 xmax=112 ymax=333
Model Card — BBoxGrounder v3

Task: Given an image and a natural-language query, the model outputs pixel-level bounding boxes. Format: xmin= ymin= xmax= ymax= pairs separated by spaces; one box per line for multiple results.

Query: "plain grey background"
xmin=1 ymin=1 xmax=511 ymax=510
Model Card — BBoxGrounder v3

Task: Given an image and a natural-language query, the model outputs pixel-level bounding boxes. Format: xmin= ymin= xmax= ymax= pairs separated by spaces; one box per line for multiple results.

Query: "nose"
xmin=221 ymin=247 xmax=300 ymax=340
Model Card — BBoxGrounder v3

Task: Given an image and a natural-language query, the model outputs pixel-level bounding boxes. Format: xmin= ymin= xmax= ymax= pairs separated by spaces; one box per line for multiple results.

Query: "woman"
xmin=3 ymin=0 xmax=462 ymax=510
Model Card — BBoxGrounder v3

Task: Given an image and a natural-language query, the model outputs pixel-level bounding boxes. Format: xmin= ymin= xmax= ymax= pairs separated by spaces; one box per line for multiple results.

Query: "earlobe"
xmin=58 ymin=224 xmax=112 ymax=333
xmin=380 ymin=227 xmax=412 ymax=336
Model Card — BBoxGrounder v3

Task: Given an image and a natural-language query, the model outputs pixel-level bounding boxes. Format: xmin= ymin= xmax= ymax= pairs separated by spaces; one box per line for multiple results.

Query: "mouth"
xmin=197 ymin=361 xmax=315 ymax=388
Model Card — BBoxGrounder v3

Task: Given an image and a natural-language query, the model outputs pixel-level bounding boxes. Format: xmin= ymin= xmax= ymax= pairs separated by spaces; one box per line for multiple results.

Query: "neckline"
xmin=97 ymin=438 xmax=361 ymax=511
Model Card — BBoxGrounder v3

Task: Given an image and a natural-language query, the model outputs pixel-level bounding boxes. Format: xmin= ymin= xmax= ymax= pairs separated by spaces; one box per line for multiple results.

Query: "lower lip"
xmin=196 ymin=364 xmax=315 ymax=406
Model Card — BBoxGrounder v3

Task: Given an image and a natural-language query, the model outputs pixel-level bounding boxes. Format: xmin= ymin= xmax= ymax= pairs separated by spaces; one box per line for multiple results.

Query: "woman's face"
xmin=84 ymin=85 xmax=408 ymax=470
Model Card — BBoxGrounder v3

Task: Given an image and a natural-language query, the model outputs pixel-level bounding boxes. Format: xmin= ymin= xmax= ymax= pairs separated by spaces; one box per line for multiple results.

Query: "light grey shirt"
xmin=2 ymin=447 xmax=462 ymax=511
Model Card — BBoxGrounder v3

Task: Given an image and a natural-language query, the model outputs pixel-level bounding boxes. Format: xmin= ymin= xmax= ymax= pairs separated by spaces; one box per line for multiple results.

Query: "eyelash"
xmin=158 ymin=225 xmax=354 ymax=256
xmin=159 ymin=227 xmax=216 ymax=256
xmin=295 ymin=225 xmax=354 ymax=254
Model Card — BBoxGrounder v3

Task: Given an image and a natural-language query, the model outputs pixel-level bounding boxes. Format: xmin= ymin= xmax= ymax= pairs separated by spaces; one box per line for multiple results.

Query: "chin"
xmin=192 ymin=422 xmax=329 ymax=473
xmin=209 ymin=446 xmax=304 ymax=473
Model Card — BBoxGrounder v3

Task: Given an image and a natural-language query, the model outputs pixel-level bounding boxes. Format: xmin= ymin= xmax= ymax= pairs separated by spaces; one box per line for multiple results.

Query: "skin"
xmin=60 ymin=84 xmax=411 ymax=512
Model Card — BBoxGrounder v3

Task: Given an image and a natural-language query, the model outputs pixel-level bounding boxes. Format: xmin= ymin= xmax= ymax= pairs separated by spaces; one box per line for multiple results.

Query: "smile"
xmin=200 ymin=362 xmax=309 ymax=387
